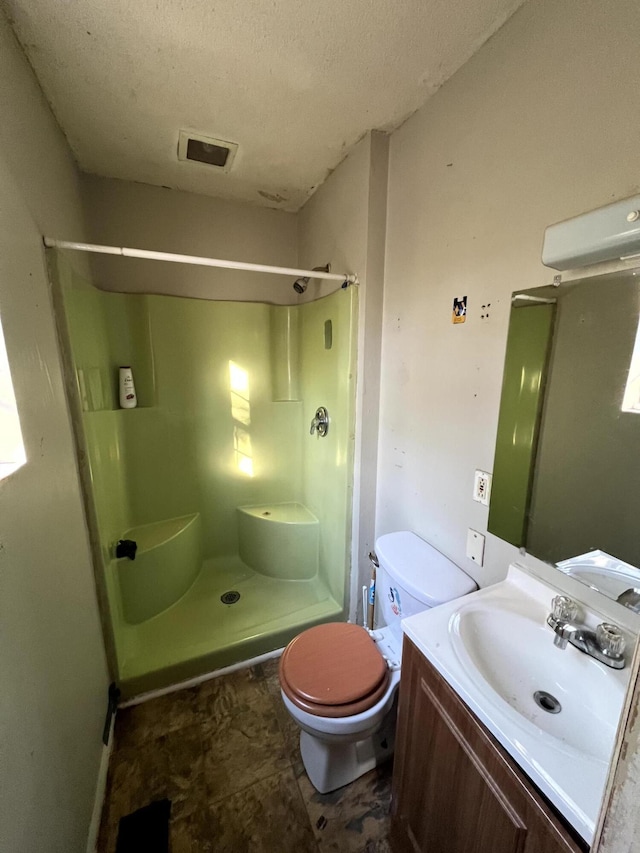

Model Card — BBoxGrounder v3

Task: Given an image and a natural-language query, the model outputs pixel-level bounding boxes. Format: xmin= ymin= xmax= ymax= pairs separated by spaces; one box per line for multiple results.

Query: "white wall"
xmin=0 ymin=12 xmax=109 ymax=853
xmin=80 ymin=175 xmax=297 ymax=303
xmin=298 ymin=132 xmax=388 ymax=619
xmin=378 ymin=0 xmax=640 ymax=589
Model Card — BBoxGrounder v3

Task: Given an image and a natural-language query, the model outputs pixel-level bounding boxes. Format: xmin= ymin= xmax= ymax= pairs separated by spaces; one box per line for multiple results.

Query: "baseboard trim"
xmin=119 ymin=647 xmax=284 ymax=708
xmin=86 ymin=715 xmax=114 ymax=853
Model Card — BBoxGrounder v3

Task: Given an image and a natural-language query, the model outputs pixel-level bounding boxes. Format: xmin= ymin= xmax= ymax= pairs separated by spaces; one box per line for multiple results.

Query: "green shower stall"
xmin=51 ymin=250 xmax=358 ymax=698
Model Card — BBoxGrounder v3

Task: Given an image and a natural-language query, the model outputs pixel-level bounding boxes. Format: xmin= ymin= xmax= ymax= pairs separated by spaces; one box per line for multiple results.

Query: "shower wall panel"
xmin=138 ymin=297 xmax=303 ymax=557
xmin=300 ymin=287 xmax=358 ymax=605
xmin=56 ymin=249 xmax=356 ymax=690
xmin=59 ymin=253 xmax=305 ymax=563
xmin=57 ymin=255 xmax=132 ymax=563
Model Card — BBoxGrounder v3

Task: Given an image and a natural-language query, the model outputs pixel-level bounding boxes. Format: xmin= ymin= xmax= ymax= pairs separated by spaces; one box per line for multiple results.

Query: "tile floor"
xmin=98 ymin=657 xmax=393 ymax=852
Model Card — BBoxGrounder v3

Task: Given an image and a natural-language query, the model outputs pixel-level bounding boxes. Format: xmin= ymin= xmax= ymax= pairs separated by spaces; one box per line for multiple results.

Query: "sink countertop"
xmin=401 ymin=563 xmax=630 ymax=844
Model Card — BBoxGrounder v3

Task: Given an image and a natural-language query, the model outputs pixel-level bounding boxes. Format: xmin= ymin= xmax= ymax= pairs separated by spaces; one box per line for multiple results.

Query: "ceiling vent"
xmin=177 ymin=131 xmax=238 ymax=172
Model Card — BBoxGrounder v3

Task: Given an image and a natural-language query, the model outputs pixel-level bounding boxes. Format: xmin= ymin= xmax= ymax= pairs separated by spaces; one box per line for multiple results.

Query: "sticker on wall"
xmin=452 ymin=296 xmax=467 ymax=324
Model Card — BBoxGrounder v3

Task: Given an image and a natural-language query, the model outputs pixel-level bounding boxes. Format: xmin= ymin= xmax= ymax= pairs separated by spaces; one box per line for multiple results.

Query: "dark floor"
xmin=98 ymin=657 xmax=393 ymax=852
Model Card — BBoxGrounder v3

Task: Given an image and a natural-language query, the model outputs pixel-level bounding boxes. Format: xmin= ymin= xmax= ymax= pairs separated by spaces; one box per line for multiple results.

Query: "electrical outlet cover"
xmin=466 ymin=529 xmax=485 ymax=565
xmin=473 ymin=470 xmax=492 ymax=506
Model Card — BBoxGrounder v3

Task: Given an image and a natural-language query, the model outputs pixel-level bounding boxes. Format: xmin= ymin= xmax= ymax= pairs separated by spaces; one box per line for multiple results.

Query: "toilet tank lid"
xmin=375 ymin=531 xmax=477 ymax=607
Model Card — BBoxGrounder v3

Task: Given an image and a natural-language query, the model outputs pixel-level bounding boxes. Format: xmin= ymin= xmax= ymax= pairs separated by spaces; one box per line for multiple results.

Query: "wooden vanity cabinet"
xmin=390 ymin=637 xmax=588 ymax=853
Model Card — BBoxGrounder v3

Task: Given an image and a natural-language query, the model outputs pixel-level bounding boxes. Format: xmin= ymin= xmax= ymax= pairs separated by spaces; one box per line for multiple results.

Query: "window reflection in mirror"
xmin=0 ymin=316 xmax=26 ymax=480
xmin=622 ymin=316 xmax=640 ymax=413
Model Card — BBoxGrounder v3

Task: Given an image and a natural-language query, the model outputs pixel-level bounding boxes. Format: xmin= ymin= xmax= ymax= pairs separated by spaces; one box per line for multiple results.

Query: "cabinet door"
xmin=391 ymin=639 xmax=586 ymax=853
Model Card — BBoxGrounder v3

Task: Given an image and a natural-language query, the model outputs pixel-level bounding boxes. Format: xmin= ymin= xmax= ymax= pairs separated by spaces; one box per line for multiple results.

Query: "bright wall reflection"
xmin=229 ymin=360 xmax=254 ymax=477
xmin=510 ymin=365 xmax=541 ymax=448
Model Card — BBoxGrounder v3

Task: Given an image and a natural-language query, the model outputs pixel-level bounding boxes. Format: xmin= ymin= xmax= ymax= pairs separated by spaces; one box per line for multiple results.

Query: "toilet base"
xmin=299 ymin=706 xmax=396 ymax=793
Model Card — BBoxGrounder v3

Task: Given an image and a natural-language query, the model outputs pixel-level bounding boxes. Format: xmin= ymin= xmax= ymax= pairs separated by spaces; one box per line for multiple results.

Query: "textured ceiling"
xmin=4 ymin=0 xmax=526 ymax=211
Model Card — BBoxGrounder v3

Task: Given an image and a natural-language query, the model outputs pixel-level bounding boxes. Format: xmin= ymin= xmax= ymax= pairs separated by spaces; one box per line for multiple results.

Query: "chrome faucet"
xmin=616 ymin=587 xmax=640 ymax=614
xmin=310 ymin=406 xmax=329 ymax=437
xmin=547 ymin=595 xmax=626 ymax=669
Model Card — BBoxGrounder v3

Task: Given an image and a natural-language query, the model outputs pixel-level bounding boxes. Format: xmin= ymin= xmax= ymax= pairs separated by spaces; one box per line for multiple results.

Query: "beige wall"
xmin=80 ymin=175 xmax=297 ymax=303
xmin=378 ymin=0 xmax=640 ymax=589
xmin=0 ymin=12 xmax=109 ymax=853
xmin=594 ymin=636 xmax=640 ymax=852
xmin=298 ymin=132 xmax=388 ymax=621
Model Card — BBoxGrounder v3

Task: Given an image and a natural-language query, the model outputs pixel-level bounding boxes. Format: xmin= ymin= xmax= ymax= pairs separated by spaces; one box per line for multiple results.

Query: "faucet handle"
xmin=309 ymin=406 xmax=329 ymax=437
xmin=596 ymin=623 xmax=626 ymax=659
xmin=551 ymin=595 xmax=579 ymax=622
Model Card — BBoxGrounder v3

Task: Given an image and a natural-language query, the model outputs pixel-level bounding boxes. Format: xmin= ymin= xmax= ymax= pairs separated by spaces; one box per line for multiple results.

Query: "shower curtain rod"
xmin=42 ymin=238 xmax=359 ymax=285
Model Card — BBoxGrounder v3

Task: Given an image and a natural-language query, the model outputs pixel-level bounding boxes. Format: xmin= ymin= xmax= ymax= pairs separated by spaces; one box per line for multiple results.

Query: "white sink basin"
xmin=451 ymin=604 xmax=624 ymax=764
xmin=401 ymin=564 xmax=631 ymax=844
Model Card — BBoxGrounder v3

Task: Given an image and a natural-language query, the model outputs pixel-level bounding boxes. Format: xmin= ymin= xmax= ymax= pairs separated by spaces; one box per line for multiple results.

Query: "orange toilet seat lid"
xmin=280 ymin=622 xmax=388 ymax=707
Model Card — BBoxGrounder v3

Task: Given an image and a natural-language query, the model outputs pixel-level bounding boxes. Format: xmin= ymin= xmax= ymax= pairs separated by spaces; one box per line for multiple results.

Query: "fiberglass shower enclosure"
xmin=51 ymin=250 xmax=357 ymax=698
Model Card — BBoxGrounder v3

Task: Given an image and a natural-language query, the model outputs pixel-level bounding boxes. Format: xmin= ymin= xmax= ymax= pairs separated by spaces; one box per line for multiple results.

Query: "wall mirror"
xmin=489 ymin=267 xmax=640 ymax=606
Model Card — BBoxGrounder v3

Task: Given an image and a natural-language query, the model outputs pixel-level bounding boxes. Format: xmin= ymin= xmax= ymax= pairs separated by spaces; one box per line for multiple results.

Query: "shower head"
xmin=292 ymin=264 xmax=331 ymax=294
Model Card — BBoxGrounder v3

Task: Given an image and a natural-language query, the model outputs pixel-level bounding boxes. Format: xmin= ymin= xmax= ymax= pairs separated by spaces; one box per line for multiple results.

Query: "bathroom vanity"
xmin=390 ymin=637 xmax=586 ymax=853
xmin=389 ymin=565 xmax=629 ymax=853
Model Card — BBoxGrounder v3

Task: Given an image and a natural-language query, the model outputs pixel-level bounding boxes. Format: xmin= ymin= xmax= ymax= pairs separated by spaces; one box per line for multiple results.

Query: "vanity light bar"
xmin=542 ymin=193 xmax=640 ymax=271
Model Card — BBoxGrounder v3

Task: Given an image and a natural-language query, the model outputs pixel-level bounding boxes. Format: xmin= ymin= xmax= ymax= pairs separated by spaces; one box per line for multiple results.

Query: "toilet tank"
xmin=374 ymin=531 xmax=477 ymax=640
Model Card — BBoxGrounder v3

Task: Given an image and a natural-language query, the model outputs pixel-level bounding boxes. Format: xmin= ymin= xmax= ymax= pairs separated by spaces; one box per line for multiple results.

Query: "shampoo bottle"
xmin=119 ymin=366 xmax=137 ymax=409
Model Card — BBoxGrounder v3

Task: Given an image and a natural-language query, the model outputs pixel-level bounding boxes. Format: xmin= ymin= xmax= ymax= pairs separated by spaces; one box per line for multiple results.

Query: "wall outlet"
xmin=473 ymin=469 xmax=492 ymax=506
xmin=466 ymin=529 xmax=485 ymax=566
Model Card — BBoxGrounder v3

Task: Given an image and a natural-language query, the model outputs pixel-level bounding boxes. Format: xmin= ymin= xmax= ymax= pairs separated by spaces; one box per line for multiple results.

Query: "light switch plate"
xmin=473 ymin=470 xmax=492 ymax=506
xmin=466 ymin=528 xmax=485 ymax=566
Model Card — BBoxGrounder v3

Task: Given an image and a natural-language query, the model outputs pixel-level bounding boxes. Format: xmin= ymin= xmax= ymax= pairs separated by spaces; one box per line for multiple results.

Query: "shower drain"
xmin=220 ymin=590 xmax=241 ymax=605
xmin=533 ymin=690 xmax=562 ymax=714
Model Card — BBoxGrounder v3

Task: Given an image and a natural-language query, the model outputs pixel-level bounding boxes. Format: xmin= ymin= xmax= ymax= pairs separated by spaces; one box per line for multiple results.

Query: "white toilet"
xmin=279 ymin=530 xmax=477 ymax=793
